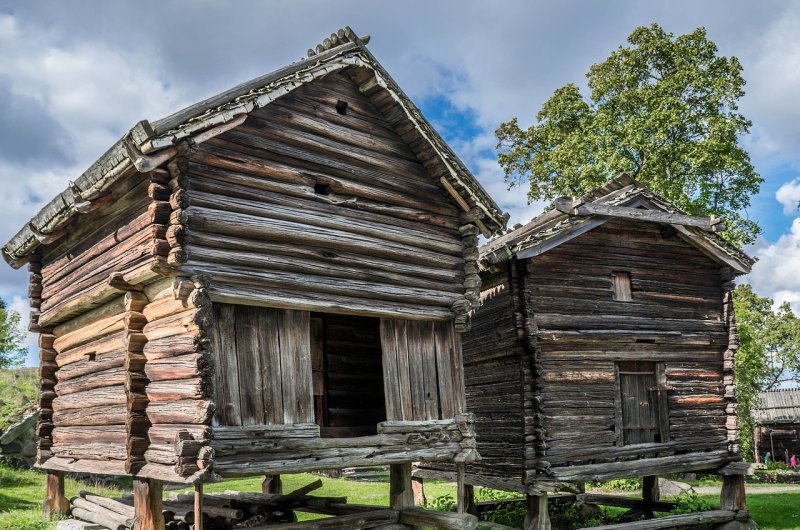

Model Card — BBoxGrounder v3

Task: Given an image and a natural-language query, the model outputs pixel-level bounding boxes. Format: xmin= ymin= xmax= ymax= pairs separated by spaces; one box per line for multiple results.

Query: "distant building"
xmin=753 ymin=388 xmax=800 ymax=463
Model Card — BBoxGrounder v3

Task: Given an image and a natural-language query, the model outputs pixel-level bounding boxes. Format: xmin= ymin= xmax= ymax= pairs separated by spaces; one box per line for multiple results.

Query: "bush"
xmin=590 ymin=477 xmax=642 ymax=491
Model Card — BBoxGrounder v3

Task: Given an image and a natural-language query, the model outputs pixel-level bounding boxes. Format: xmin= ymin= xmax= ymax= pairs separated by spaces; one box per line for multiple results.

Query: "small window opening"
xmin=314 ymin=182 xmax=331 ymax=195
xmin=612 ymin=271 xmax=632 ymax=301
xmin=335 ymin=100 xmax=349 ymax=115
xmin=87 ymin=352 xmax=96 ymax=362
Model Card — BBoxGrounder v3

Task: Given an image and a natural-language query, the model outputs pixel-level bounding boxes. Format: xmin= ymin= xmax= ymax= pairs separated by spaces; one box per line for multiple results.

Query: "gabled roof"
xmin=753 ymin=388 xmax=800 ymax=424
xmin=481 ymin=174 xmax=754 ymax=274
xmin=3 ymin=27 xmax=507 ymax=267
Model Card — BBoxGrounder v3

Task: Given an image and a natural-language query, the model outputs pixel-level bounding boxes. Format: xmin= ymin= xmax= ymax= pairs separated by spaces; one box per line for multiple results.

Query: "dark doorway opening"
xmin=311 ymin=313 xmax=386 ymax=437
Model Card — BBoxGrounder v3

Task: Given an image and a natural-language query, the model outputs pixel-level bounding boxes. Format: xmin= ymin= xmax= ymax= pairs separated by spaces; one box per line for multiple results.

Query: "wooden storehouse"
xmin=418 ymin=175 xmax=757 ymax=529
xmin=3 ymin=28 xmax=507 ymax=528
xmin=753 ymin=388 xmax=800 ymax=464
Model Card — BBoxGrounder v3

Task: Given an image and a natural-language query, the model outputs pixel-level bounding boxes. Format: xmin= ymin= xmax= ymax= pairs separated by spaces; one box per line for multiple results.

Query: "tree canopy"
xmin=733 ymin=284 xmax=800 ymax=458
xmin=496 ymin=23 xmax=762 ymax=246
xmin=0 ymin=299 xmax=27 ymax=369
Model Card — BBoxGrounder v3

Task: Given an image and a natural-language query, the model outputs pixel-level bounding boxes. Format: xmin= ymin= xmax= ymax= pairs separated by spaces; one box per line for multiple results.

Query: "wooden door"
xmin=617 ymin=361 xmax=659 ymax=445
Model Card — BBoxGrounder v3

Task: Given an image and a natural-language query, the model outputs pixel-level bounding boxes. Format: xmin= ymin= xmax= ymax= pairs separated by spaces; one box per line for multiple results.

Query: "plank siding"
xmin=173 ymin=72 xmax=466 ymax=321
xmin=208 ymin=304 xmax=313 ymax=427
xmin=380 ymin=319 xmax=461 ymax=422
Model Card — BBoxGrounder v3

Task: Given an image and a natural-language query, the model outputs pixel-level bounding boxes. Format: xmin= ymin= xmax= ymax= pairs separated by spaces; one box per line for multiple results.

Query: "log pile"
xmin=66 ymin=480 xmax=482 ymax=530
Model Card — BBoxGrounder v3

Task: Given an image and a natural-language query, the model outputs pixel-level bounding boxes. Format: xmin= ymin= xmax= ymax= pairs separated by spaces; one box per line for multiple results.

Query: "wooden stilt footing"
xmin=456 ymin=463 xmax=466 ymax=514
xmin=524 ymin=493 xmax=550 ymax=530
xmin=411 ymin=475 xmax=426 ymax=506
xmin=463 ymin=484 xmax=477 ymax=516
xmin=133 ymin=477 xmax=165 ymax=530
xmin=262 ymin=474 xmax=283 ymax=495
xmin=390 ymin=463 xmax=416 ymax=529
xmin=642 ymin=475 xmax=660 ymax=518
xmin=195 ymin=483 xmax=203 ymax=530
xmin=390 ymin=463 xmax=414 ymax=510
xmin=43 ymin=470 xmax=69 ymax=518
xmin=712 ymin=474 xmax=756 ymax=529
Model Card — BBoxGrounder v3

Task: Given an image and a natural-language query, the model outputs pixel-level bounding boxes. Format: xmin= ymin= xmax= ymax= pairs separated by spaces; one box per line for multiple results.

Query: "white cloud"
xmin=746 ymin=217 xmax=800 ymax=314
xmin=776 ymin=179 xmax=800 ymax=215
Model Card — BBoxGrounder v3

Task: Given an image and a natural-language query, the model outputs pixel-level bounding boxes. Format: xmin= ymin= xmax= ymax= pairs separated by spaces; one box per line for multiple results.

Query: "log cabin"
xmin=753 ymin=388 xmax=800 ymax=464
xmin=3 ymin=27 xmax=508 ymax=528
xmin=417 ymin=175 xmax=758 ymax=529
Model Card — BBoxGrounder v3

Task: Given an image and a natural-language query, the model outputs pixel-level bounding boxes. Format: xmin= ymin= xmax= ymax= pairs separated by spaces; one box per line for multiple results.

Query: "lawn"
xmin=1 ymin=464 xmax=799 ymax=530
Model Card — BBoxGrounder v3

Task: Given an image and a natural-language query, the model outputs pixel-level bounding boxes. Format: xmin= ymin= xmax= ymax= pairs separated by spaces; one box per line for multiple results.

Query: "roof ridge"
xmin=306 ymin=27 xmax=371 ymax=58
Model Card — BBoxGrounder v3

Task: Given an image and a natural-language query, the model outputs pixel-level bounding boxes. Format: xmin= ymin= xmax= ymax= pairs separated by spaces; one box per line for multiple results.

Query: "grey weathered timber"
xmin=424 ymin=175 xmax=755 ymax=526
xmin=524 ymin=494 xmax=550 ymax=530
xmin=554 ymin=198 xmax=724 ymax=232
xmin=575 ymin=510 xmax=736 ymax=530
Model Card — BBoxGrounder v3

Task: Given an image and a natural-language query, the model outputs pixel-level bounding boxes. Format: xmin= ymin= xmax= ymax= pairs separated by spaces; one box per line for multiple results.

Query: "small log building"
xmin=3 ymin=28 xmax=507 ymax=528
xmin=753 ymin=388 xmax=800 ymax=464
xmin=418 ymin=175 xmax=757 ymax=529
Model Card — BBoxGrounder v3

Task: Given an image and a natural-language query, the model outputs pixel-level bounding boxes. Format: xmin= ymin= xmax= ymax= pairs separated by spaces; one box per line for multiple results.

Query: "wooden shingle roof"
xmin=3 ymin=27 xmax=507 ymax=267
xmin=753 ymin=388 xmax=800 ymax=424
xmin=480 ymin=174 xmax=754 ymax=274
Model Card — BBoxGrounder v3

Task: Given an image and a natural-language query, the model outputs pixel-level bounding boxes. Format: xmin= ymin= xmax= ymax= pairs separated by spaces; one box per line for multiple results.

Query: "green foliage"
xmin=591 ymin=477 xmax=643 ymax=491
xmin=0 ymin=299 xmax=27 ymax=370
xmin=671 ymin=492 xmax=713 ymax=514
xmin=474 ymin=489 xmax=526 ymax=527
xmin=424 ymin=493 xmax=457 ymax=512
xmin=496 ymin=23 xmax=762 ymax=246
xmin=733 ymin=284 xmax=800 ymax=458
xmin=0 ymin=368 xmax=37 ymax=431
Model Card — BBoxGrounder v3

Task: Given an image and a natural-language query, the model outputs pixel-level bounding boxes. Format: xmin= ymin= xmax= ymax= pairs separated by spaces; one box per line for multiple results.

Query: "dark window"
xmin=335 ymin=100 xmax=349 ymax=115
xmin=311 ymin=313 xmax=386 ymax=438
xmin=615 ymin=361 xmax=669 ymax=445
xmin=612 ymin=271 xmax=632 ymax=301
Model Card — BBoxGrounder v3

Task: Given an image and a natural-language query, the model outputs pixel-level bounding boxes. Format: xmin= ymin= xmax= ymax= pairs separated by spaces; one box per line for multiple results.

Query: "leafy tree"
xmin=733 ymin=285 xmax=800 ymax=459
xmin=496 ymin=24 xmax=762 ymax=246
xmin=0 ymin=298 xmax=27 ymax=369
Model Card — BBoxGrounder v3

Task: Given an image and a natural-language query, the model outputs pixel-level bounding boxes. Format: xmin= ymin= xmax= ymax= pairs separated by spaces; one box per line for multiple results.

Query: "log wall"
xmin=528 ymin=220 xmax=732 ymax=478
xmin=166 ymin=71 xmax=470 ymax=322
xmin=38 ymin=171 xmax=171 ymax=475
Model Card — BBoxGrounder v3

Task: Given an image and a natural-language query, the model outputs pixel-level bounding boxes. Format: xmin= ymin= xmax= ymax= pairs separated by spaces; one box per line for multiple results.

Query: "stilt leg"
xmin=712 ymin=474 xmax=756 ymax=529
xmin=524 ymin=493 xmax=550 ymax=530
xmin=390 ymin=463 xmax=414 ymax=510
xmin=194 ymin=483 xmax=203 ymax=530
xmin=43 ymin=470 xmax=69 ymax=518
xmin=411 ymin=475 xmax=427 ymax=506
xmin=642 ymin=475 xmax=660 ymax=519
xmin=262 ymin=474 xmax=283 ymax=495
xmin=133 ymin=477 xmax=164 ymax=530
xmin=464 ymin=484 xmax=477 ymax=516
xmin=456 ymin=463 xmax=466 ymax=514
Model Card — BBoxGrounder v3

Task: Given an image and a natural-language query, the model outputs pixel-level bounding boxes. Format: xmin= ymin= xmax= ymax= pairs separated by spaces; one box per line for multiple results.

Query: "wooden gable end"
xmin=528 ymin=219 xmax=732 ymax=470
xmin=168 ymin=70 xmax=471 ymax=321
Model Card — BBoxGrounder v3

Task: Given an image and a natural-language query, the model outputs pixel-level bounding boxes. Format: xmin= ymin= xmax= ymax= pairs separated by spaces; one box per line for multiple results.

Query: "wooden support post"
xmin=195 ymin=483 xmax=203 ymax=530
xmin=411 ymin=475 xmax=427 ymax=506
xmin=262 ymin=474 xmax=283 ymax=495
xmin=524 ymin=493 xmax=550 ymax=530
xmin=133 ymin=477 xmax=165 ymax=530
xmin=456 ymin=462 xmax=466 ymax=514
xmin=43 ymin=470 xmax=69 ymax=518
xmin=464 ymin=484 xmax=477 ymax=516
xmin=642 ymin=475 xmax=660 ymax=519
xmin=719 ymin=474 xmax=746 ymax=511
xmin=390 ymin=463 xmax=414 ymax=510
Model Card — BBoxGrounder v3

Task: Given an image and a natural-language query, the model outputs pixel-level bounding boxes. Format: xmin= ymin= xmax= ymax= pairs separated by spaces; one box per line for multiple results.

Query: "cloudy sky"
xmin=2 ymin=1 xmax=800 ymax=365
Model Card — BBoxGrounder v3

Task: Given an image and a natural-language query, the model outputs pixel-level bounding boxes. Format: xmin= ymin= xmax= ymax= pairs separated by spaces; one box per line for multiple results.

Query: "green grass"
xmin=1 ymin=464 xmax=799 ymax=530
xmin=0 ymin=368 xmax=38 ymax=431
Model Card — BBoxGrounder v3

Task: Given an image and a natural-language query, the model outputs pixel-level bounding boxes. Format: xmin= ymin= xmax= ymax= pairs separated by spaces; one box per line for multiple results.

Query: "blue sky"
xmin=2 ymin=1 xmax=800 ymax=366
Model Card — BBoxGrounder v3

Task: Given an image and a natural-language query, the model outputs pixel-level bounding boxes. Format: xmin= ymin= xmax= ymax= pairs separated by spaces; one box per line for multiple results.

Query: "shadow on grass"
xmin=0 ymin=490 xmax=39 ymax=513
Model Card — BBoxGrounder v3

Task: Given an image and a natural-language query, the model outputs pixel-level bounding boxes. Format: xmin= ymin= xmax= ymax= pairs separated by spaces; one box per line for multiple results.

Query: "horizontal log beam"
xmin=554 ymin=198 xmax=724 ymax=232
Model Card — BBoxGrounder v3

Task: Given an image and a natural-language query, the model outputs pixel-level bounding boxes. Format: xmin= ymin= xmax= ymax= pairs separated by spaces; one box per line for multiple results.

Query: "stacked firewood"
xmin=66 ymin=479 xmax=486 ymax=530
